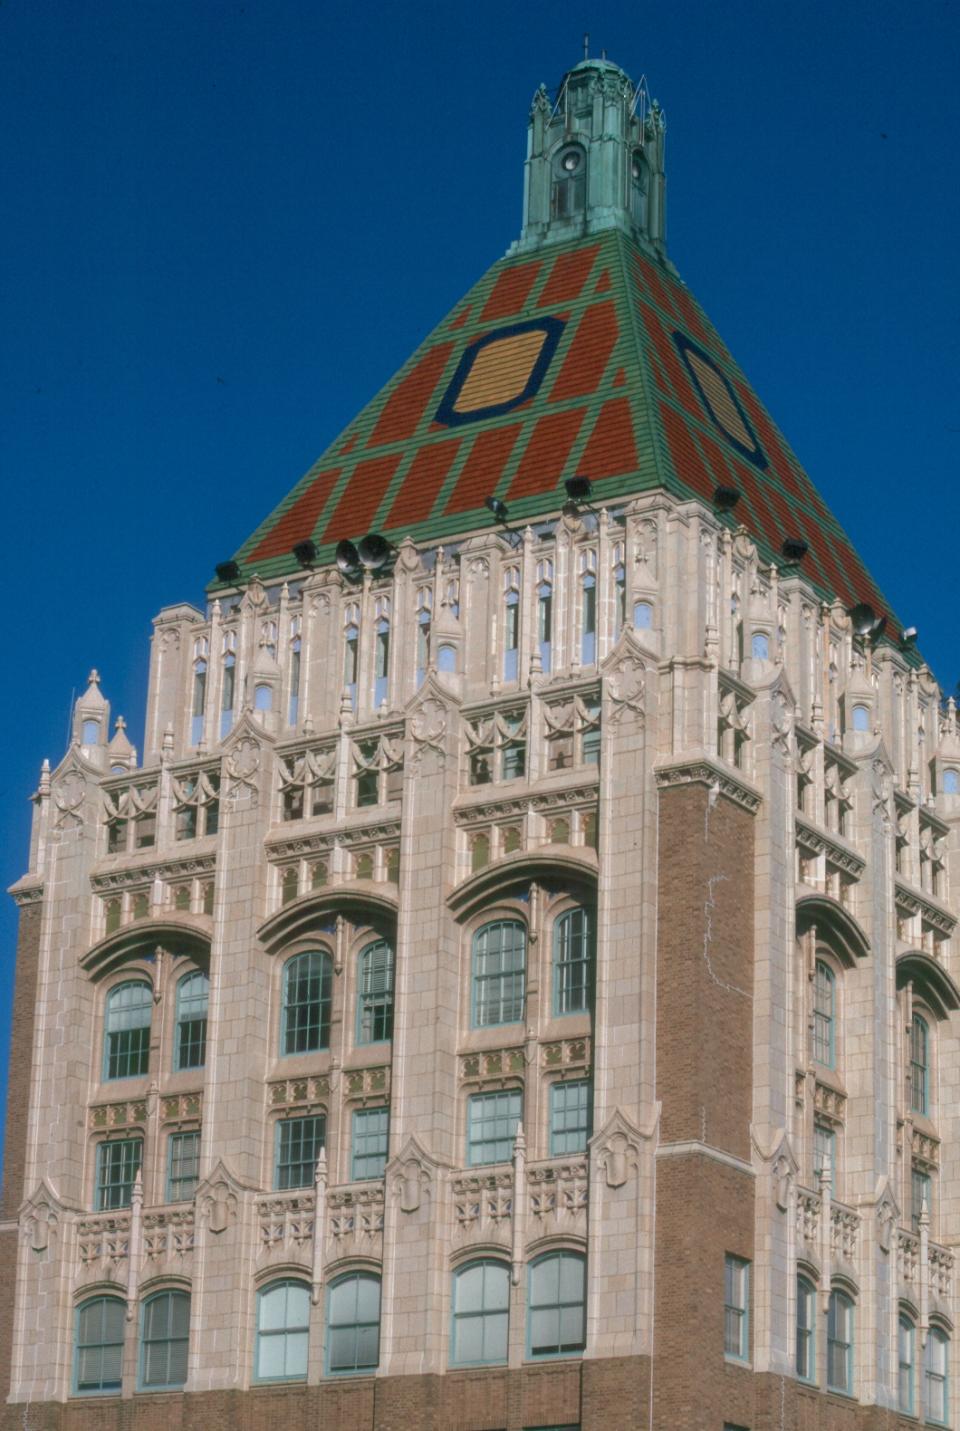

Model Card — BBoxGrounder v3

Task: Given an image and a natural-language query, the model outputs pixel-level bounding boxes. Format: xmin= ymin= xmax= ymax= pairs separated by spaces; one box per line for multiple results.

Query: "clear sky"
xmin=1 ymin=0 xmax=958 ymax=1179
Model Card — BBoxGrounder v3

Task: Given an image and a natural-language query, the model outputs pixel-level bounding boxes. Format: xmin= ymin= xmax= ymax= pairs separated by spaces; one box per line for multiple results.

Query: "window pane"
xmin=104 ymin=981 xmax=152 ymax=1080
xmin=283 ymin=952 xmax=331 ymax=1054
xmin=468 ymin=1090 xmax=522 ymax=1166
xmin=352 ymin=1107 xmax=389 ymax=1181
xmin=473 ymin=921 xmax=526 ymax=1027
xmin=276 ymin=1116 xmax=325 ymax=1190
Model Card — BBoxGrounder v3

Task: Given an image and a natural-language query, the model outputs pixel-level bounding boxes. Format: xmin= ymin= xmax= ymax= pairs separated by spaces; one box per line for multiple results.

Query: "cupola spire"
xmin=512 ymin=57 xmax=667 ymax=259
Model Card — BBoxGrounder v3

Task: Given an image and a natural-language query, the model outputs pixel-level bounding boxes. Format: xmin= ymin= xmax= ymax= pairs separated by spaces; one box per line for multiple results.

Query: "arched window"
xmin=472 ymin=920 xmax=526 ymax=1027
xmin=374 ymin=596 xmax=391 ymax=708
xmin=75 ymin=1295 xmax=125 ymax=1395
xmin=503 ymin=568 xmax=520 ymax=682
xmin=451 ymin=1260 xmax=510 ymax=1366
xmin=925 ymin=1326 xmax=950 ymax=1426
xmin=416 ymin=588 xmax=432 ymax=688
xmin=751 ymin=632 xmax=769 ymax=661
xmin=634 ymin=600 xmax=653 ymax=630
xmin=553 ymin=906 xmax=592 ymax=1016
xmin=191 ymin=638 xmax=208 ymax=746
xmin=827 ymin=1289 xmax=854 ymax=1394
xmin=898 ymin=1311 xmax=916 ymax=1415
xmin=437 ymin=643 xmax=457 ymax=674
xmin=344 ymin=603 xmax=360 ymax=711
xmin=580 ymin=551 xmax=597 ymax=666
xmin=255 ymin=1280 xmax=310 ymax=1383
xmin=552 ymin=144 xmax=586 ymax=219
xmin=911 ymin=1013 xmax=929 ymax=1116
xmin=103 ymin=980 xmax=152 ymax=1080
xmin=537 ymin=559 xmax=553 ymax=673
xmin=281 ymin=951 xmax=332 ymax=1055
xmin=326 ymin=1273 xmax=381 ymax=1375
xmin=357 ymin=940 xmax=394 ymax=1044
xmin=82 ymin=718 xmax=101 ymax=744
xmin=796 ymin=1274 xmax=816 ymax=1381
xmin=174 ymin=971 xmax=209 ymax=1071
xmin=851 ymin=703 xmax=870 ymax=733
xmin=612 ymin=544 xmax=626 ymax=639
xmin=220 ymin=631 xmax=236 ymax=739
xmin=943 ymin=769 xmax=960 ymax=795
xmin=528 ymin=1251 xmax=586 ymax=1359
xmin=254 ymin=683 xmax=273 ymax=712
xmin=140 ymin=1290 xmax=190 ymax=1390
xmin=812 ymin=960 xmax=835 ymax=1069
xmin=288 ymin=615 xmax=302 ymax=726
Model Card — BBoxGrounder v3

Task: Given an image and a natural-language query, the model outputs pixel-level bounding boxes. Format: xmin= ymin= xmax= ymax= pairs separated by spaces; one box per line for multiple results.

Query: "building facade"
xmin=3 ymin=54 xmax=960 ymax=1431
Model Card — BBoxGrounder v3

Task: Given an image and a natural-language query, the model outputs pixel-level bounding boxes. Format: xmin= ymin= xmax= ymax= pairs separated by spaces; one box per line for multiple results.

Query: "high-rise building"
xmin=3 ymin=52 xmax=958 ymax=1431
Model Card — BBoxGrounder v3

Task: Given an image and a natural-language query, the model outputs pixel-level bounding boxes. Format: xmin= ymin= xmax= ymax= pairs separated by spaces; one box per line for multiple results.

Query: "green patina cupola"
xmin=511 ymin=57 xmax=667 ymax=260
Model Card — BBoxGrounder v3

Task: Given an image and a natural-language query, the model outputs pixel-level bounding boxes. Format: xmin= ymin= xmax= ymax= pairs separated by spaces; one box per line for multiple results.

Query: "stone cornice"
xmin=90 ymin=850 xmax=217 ymax=893
xmin=264 ymin=820 xmax=401 ymax=863
xmin=8 ymin=876 xmax=43 ymax=907
xmin=895 ymin=882 xmax=957 ymax=936
xmin=653 ymin=757 xmax=761 ymax=815
xmin=454 ymin=779 xmax=598 ymax=827
xmin=795 ymin=816 xmax=866 ymax=879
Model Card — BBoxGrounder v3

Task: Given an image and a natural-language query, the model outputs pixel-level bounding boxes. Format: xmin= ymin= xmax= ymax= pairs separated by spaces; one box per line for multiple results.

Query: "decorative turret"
xmin=72 ymin=670 xmax=110 ymax=769
xmin=511 ymin=56 xmax=667 ymax=259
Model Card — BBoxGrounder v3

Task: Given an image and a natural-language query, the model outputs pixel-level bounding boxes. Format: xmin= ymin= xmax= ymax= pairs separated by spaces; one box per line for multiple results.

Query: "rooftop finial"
xmin=583 ymin=31 xmax=589 ymax=59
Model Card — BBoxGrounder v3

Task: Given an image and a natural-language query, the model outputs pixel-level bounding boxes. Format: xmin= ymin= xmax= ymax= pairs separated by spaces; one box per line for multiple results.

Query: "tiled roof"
xmin=225 ymin=229 xmax=894 ymax=628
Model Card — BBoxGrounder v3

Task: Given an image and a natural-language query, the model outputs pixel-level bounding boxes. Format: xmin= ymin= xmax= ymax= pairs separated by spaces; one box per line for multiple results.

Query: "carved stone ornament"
xmin=770 ymin=688 xmax=795 ymax=759
xmin=158 ymin=626 xmax=181 ymax=652
xmin=23 ymin=1198 xmax=59 ymax=1254
xmin=225 ymin=736 xmax=261 ymax=794
xmin=410 ymin=696 xmax=448 ymax=756
xmin=592 ymin=1109 xmax=643 ymax=1189
xmin=53 ymin=769 xmax=86 ymax=827
xmin=388 ymin=1135 xmax=438 ymax=1215
xmin=876 ymin=1191 xmax=898 ymax=1255
xmin=755 ymin=1128 xmax=800 ymax=1213
xmin=605 ymin=653 xmax=645 ymax=726
xmin=197 ymin=1162 xmax=244 ymax=1234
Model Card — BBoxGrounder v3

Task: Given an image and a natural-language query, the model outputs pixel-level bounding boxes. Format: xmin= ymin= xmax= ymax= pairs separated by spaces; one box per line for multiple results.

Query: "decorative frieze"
xmin=456 ymin=781 xmax=598 ymax=828
xmin=257 ymin=1192 xmax=315 ymax=1253
xmin=78 ymin=1212 xmax=130 ymax=1270
xmin=813 ymin=1080 xmax=846 ymax=1127
xmin=460 ymin=1047 xmax=527 ymax=1083
xmin=90 ymin=851 xmax=216 ymax=894
xmin=326 ymin=1183 xmax=385 ymax=1257
xmin=542 ymin=1037 xmax=590 ymax=1071
xmin=143 ymin=1207 xmax=195 ymax=1264
xmin=796 ymin=1186 xmax=821 ymax=1250
xmin=796 ymin=817 xmax=865 ymax=880
xmin=89 ymin=1099 xmax=148 ymax=1130
xmin=830 ymin=1201 xmax=860 ymax=1264
xmin=161 ymin=1092 xmax=202 ymax=1123
xmin=911 ymin=1126 xmax=941 ymax=1169
xmin=269 ymin=1075 xmax=330 ymax=1109
xmin=895 ymin=883 xmax=957 ymax=937
xmin=452 ymin=1170 xmax=513 ymax=1243
xmin=344 ymin=1066 xmax=390 ymax=1100
xmin=654 ymin=758 xmax=761 ymax=815
xmin=527 ymin=1157 xmax=588 ymax=1229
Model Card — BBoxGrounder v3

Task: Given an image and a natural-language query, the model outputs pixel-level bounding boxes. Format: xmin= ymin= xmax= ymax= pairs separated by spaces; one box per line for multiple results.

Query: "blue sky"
xmin=1 ymin=0 xmax=958 ymax=1180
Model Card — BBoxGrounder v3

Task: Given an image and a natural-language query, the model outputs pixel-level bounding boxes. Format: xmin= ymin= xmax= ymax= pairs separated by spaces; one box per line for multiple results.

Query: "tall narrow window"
xmin=281 ymin=951 xmax=332 ymax=1055
xmin=552 ymin=145 xmax=586 ymax=219
xmin=254 ymin=682 xmax=273 ymax=712
xmin=911 ymin=1013 xmax=929 ymax=1115
xmin=175 ymin=970 xmax=208 ymax=1071
xmin=503 ymin=568 xmax=520 ymax=682
xmin=75 ymin=1296 xmax=125 ymax=1395
xmin=344 ymin=602 xmax=360 ymax=711
xmin=288 ymin=616 xmax=302 ymax=726
xmin=326 ymin=1273 xmax=381 ymax=1375
xmin=140 ymin=1291 xmax=190 ymax=1390
xmin=812 ymin=960 xmax=835 ymax=1068
xmin=220 ymin=632 xmax=236 ymax=739
xmin=925 ymin=1326 xmax=949 ymax=1426
xmin=549 ymin=1079 xmax=592 ymax=1155
xmin=103 ymin=980 xmax=152 ymax=1080
xmin=612 ymin=543 xmax=626 ymax=639
xmin=167 ymin=1130 xmax=200 ymax=1202
xmin=451 ymin=1260 xmax=510 ymax=1366
xmin=351 ymin=1106 xmax=389 ymax=1181
xmin=467 ymin=1089 xmax=522 ymax=1166
xmin=899 ymin=1312 xmax=916 ymax=1415
xmin=374 ymin=596 xmax=391 ymax=708
xmin=357 ymin=940 xmax=394 ymax=1044
xmin=537 ymin=559 xmax=553 ymax=673
xmin=255 ymin=1281 xmax=310 ymax=1383
xmin=723 ymin=1255 xmax=749 ymax=1362
xmin=191 ymin=638 xmax=208 ymax=746
xmin=911 ymin=1165 xmax=932 ymax=1233
xmin=580 ymin=551 xmax=597 ymax=665
xmin=472 ymin=920 xmax=526 ymax=1027
xmin=813 ymin=1120 xmax=835 ymax=1185
xmin=634 ymin=599 xmax=653 ymax=630
xmin=96 ymin=1138 xmax=143 ymax=1210
xmin=630 ymin=148 xmax=648 ymax=227
xmin=796 ymin=1275 xmax=816 ymax=1382
xmin=554 ymin=907 xmax=592 ymax=1015
xmin=415 ymin=587 xmax=432 ymax=687
xmin=528 ymin=1251 xmax=586 ymax=1359
xmin=275 ymin=1114 xmax=326 ymax=1191
xmin=827 ymin=1289 xmax=853 ymax=1394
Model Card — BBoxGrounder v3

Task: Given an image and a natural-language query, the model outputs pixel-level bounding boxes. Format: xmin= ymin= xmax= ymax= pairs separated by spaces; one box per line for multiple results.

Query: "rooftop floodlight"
xmin=357 ymin=532 xmax=395 ymax=571
xmin=901 ymin=626 xmax=919 ymax=644
xmin=335 ymin=538 xmax=362 ymax=575
xmin=215 ymin=559 xmax=241 ymax=584
xmin=848 ymin=603 xmax=877 ymax=637
xmin=291 ymin=539 xmax=318 ymax=568
xmin=564 ymin=475 xmax=594 ymax=504
xmin=781 ymin=537 xmax=809 ymax=563
xmin=713 ymin=485 xmax=741 ymax=512
xmin=485 ymin=495 xmax=509 ymax=522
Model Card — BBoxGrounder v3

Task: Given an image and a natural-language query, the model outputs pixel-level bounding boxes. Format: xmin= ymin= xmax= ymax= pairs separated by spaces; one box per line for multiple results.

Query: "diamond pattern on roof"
xmin=225 ymin=228 xmax=899 ymax=634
